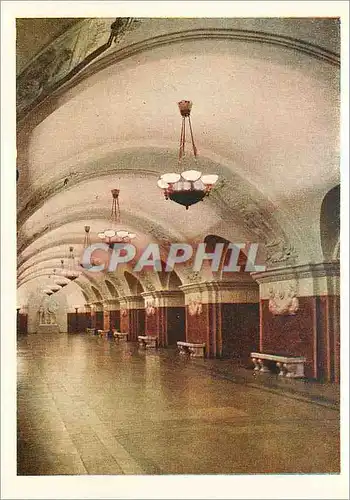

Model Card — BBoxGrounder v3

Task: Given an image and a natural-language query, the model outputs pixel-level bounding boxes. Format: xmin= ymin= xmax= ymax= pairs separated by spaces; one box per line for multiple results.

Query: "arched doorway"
xmin=320 ymin=185 xmax=340 ymax=261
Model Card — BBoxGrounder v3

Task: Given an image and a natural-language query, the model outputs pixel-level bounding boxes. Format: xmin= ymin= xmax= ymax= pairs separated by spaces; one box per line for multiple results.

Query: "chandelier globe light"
xmin=157 ymin=100 xmax=219 ymax=209
xmin=60 ymin=247 xmax=80 ymax=281
xmin=52 ymin=267 xmax=69 ymax=289
xmin=55 ymin=265 xmax=70 ymax=288
xmin=98 ymin=189 xmax=136 ymax=247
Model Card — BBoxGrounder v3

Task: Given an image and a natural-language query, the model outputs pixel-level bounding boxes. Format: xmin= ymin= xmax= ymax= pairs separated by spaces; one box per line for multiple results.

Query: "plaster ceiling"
xmin=16 ymin=22 xmax=340 ymax=296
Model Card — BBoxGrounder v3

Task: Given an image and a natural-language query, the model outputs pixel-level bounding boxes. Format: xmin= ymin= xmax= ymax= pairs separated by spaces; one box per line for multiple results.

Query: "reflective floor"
xmin=17 ymin=333 xmax=340 ymax=475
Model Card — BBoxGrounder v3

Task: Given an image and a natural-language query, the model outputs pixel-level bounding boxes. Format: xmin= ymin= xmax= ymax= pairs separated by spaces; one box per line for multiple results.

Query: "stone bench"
xmin=86 ymin=328 xmax=96 ymax=335
xmin=138 ymin=335 xmax=158 ymax=349
xmin=251 ymin=352 xmax=306 ymax=378
xmin=177 ymin=341 xmax=206 ymax=358
xmin=113 ymin=331 xmax=128 ymax=341
xmin=97 ymin=329 xmax=110 ymax=337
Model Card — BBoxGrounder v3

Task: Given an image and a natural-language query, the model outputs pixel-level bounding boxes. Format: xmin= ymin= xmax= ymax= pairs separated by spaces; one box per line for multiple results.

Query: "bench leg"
xmin=178 ymin=346 xmax=189 ymax=356
xmin=258 ymin=358 xmax=270 ymax=373
xmin=284 ymin=362 xmax=305 ymax=378
xmin=252 ymin=357 xmax=260 ymax=371
xmin=276 ymin=361 xmax=286 ymax=376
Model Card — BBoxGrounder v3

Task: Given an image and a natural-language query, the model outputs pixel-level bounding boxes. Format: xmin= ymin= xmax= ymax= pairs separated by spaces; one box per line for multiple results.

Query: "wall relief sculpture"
xmin=120 ymin=308 xmax=128 ymax=317
xmin=268 ymin=283 xmax=299 ymax=316
xmin=38 ymin=297 xmax=59 ymax=325
xmin=188 ymin=297 xmax=203 ymax=316
xmin=145 ymin=298 xmax=157 ymax=316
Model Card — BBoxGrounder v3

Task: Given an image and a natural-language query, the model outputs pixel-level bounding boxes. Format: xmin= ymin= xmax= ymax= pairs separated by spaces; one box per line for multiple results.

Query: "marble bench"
xmin=138 ymin=335 xmax=158 ymax=349
xmin=97 ymin=329 xmax=110 ymax=338
xmin=177 ymin=341 xmax=206 ymax=358
xmin=250 ymin=352 xmax=306 ymax=378
xmin=113 ymin=331 xmax=129 ymax=341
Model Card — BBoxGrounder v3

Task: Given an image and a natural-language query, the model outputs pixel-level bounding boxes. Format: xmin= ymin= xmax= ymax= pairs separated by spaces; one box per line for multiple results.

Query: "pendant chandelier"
xmin=98 ymin=189 xmax=136 ymax=247
xmin=42 ymin=269 xmax=63 ymax=295
xmin=53 ymin=267 xmax=69 ymax=288
xmin=83 ymin=225 xmax=91 ymax=248
xmin=157 ymin=100 xmax=219 ymax=209
xmin=60 ymin=247 xmax=80 ymax=281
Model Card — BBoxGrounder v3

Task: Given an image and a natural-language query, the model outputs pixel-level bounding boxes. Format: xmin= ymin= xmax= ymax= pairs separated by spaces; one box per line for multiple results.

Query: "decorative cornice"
xmin=141 ymin=290 xmax=183 ymax=299
xmin=252 ymin=261 xmax=340 ymax=284
xmin=179 ymin=278 xmax=257 ymax=294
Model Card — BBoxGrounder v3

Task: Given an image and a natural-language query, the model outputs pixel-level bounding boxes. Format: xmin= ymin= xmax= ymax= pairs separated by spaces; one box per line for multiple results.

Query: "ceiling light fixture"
xmin=157 ymin=100 xmax=219 ymax=209
xmin=54 ymin=266 xmax=70 ymax=288
xmin=84 ymin=225 xmax=91 ymax=248
xmin=98 ymin=189 xmax=136 ymax=247
xmin=60 ymin=247 xmax=80 ymax=281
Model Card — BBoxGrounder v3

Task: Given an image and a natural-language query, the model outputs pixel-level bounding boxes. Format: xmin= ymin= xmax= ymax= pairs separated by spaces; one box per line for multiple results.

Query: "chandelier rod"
xmin=179 ymin=116 xmax=186 ymax=161
xmin=188 ymin=116 xmax=198 ymax=157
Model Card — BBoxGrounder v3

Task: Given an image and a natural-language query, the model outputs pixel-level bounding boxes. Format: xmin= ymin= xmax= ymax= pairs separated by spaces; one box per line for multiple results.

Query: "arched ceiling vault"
xmin=17 ymin=22 xmax=340 ymax=299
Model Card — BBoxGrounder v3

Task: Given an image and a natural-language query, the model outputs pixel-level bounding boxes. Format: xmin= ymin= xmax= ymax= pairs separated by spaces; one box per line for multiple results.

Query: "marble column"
xmin=252 ymin=262 xmax=340 ymax=382
xmin=84 ymin=304 xmax=92 ymax=328
xmin=179 ymin=276 xmax=259 ymax=358
xmin=141 ymin=290 xmax=185 ymax=347
xmin=102 ymin=299 xmax=120 ymax=331
xmin=91 ymin=301 xmax=103 ymax=330
xmin=119 ymin=295 xmax=145 ymax=341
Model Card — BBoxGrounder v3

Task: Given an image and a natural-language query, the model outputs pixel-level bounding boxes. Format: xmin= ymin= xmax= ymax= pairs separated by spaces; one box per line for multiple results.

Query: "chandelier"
xmin=42 ymin=269 xmax=63 ymax=295
xmin=98 ymin=189 xmax=136 ymax=247
xmin=53 ymin=267 xmax=69 ymax=288
xmin=60 ymin=247 xmax=80 ymax=281
xmin=83 ymin=225 xmax=91 ymax=248
xmin=157 ymin=100 xmax=219 ymax=209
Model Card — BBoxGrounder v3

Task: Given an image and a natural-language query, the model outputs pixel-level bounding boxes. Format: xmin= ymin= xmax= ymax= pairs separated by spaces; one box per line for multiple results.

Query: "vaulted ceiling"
xmin=16 ymin=17 xmax=340 ymax=304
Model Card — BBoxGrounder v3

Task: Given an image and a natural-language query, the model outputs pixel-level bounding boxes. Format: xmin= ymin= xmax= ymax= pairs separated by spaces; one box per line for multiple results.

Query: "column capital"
xmin=252 ymin=261 xmax=339 ymax=284
xmin=120 ymin=295 xmax=144 ymax=309
xmin=141 ymin=290 xmax=184 ymax=307
xmin=179 ymin=278 xmax=258 ymax=304
xmin=90 ymin=301 xmax=103 ymax=311
xmin=103 ymin=298 xmax=120 ymax=310
xmin=252 ymin=261 xmax=340 ymax=298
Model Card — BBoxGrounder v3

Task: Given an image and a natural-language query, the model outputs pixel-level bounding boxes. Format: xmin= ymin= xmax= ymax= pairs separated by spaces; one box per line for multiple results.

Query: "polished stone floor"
xmin=17 ymin=333 xmax=340 ymax=475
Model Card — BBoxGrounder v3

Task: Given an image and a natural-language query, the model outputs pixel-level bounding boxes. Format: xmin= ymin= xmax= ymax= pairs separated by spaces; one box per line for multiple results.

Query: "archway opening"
xmin=320 ymin=185 xmax=340 ymax=261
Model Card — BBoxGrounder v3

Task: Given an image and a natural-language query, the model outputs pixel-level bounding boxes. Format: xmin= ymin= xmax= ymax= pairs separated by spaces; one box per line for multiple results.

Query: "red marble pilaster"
xmin=181 ymin=280 xmax=259 ymax=359
xmin=142 ymin=291 xmax=185 ymax=347
xmin=253 ymin=262 xmax=340 ymax=382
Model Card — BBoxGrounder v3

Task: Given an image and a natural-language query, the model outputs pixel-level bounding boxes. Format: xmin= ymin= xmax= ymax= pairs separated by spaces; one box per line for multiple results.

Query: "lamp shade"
xmin=104 ymin=229 xmax=116 ymax=238
xmin=157 ymin=179 xmax=169 ymax=189
xmin=161 ymin=173 xmax=181 ymax=184
xmin=116 ymin=230 xmax=129 ymax=239
xmin=201 ymin=174 xmax=219 ymax=186
xmin=181 ymin=170 xmax=202 ymax=182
